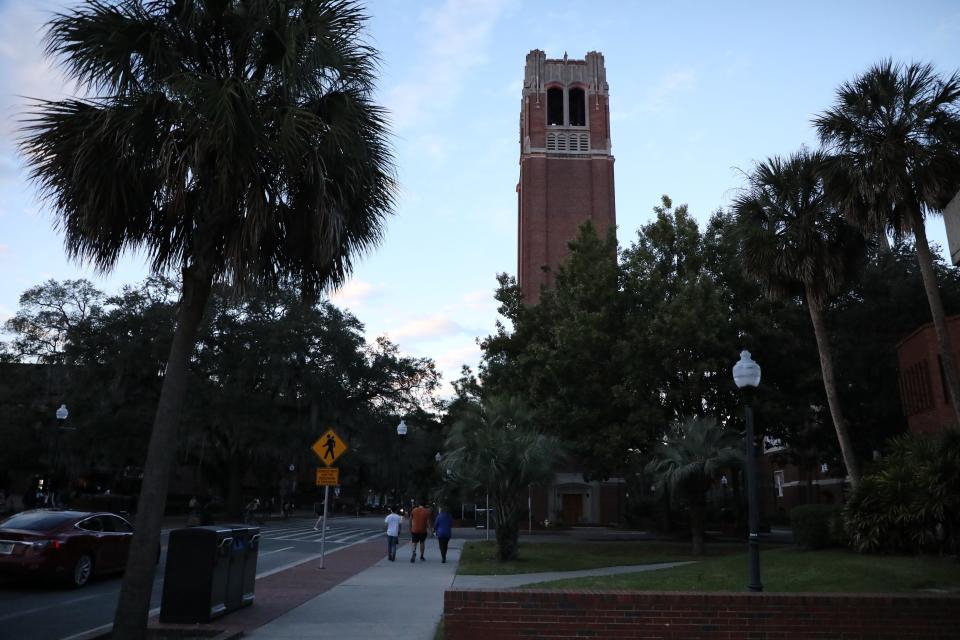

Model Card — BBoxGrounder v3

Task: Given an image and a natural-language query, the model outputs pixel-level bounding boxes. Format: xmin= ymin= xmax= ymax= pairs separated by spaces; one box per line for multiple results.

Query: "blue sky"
xmin=1 ymin=0 xmax=959 ymax=394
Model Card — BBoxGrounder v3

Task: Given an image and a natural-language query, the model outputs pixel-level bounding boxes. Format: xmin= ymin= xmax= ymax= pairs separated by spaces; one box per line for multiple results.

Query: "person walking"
xmin=433 ymin=505 xmax=454 ymax=563
xmin=409 ymin=499 xmax=430 ymax=562
xmin=384 ymin=506 xmax=402 ymax=561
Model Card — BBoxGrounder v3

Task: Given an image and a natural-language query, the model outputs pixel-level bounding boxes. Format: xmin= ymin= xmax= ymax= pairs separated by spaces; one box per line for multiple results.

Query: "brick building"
xmin=517 ymin=50 xmax=616 ymax=304
xmin=896 ymin=316 xmax=960 ymax=434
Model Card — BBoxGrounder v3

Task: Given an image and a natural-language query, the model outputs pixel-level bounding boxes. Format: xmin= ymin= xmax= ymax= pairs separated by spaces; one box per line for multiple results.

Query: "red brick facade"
xmin=444 ymin=589 xmax=960 ymax=639
xmin=896 ymin=316 xmax=960 ymax=433
xmin=518 ymin=50 xmax=616 ymax=303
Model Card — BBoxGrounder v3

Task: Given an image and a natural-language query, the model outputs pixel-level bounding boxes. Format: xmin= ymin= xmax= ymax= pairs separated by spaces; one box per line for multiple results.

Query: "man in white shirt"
xmin=384 ymin=506 xmax=402 ymax=561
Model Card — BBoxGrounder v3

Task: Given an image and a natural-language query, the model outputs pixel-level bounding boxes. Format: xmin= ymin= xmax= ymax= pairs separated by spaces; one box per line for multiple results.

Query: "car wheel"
xmin=70 ymin=554 xmax=94 ymax=588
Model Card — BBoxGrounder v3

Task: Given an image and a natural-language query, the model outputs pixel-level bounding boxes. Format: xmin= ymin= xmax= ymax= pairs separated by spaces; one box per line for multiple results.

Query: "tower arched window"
xmin=547 ymin=87 xmax=564 ymax=125
xmin=569 ymin=87 xmax=586 ymax=126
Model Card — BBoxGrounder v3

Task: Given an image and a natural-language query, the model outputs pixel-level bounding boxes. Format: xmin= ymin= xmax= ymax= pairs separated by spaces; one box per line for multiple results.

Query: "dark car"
xmin=0 ymin=509 xmax=134 ymax=588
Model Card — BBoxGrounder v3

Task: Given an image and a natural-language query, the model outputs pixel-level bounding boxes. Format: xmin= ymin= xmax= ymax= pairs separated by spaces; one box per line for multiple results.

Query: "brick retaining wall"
xmin=443 ymin=589 xmax=960 ymax=639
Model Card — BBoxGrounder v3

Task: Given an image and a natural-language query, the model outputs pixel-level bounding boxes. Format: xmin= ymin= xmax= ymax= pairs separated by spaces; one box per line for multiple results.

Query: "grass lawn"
xmin=522 ymin=547 xmax=960 ymax=593
xmin=457 ymin=541 xmax=740 ymax=575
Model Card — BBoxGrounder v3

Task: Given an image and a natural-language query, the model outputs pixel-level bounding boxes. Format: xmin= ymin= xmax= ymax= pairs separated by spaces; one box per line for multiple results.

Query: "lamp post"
xmin=396 ymin=420 xmax=407 ymax=509
xmin=733 ymin=350 xmax=763 ymax=592
xmin=53 ymin=404 xmax=70 ymax=505
xmin=282 ymin=463 xmax=295 ymax=518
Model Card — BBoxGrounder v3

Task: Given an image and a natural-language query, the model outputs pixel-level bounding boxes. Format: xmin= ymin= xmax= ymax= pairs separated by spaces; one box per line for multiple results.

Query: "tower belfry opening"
xmin=517 ymin=50 xmax=616 ymax=303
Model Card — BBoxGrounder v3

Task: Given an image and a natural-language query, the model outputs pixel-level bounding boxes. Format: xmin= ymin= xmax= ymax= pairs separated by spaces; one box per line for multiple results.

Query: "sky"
xmin=1 ymin=0 xmax=959 ymax=395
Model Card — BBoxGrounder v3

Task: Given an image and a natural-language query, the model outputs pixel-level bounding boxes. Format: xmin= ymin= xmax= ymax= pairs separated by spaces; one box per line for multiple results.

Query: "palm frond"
xmin=20 ymin=0 xmax=397 ymax=297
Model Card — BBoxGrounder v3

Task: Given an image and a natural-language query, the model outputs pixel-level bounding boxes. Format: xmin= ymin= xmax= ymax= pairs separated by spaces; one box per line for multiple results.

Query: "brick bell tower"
xmin=517 ymin=50 xmax=616 ymax=303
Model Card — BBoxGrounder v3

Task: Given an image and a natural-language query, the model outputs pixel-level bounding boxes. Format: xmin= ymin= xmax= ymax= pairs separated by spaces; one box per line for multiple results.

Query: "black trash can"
xmin=159 ymin=526 xmax=236 ymax=623
xmin=226 ymin=526 xmax=260 ymax=610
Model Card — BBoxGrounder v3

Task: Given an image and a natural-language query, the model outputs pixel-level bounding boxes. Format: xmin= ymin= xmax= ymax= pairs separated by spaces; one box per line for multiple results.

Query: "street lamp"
xmin=56 ymin=404 xmax=69 ymax=426
xmin=53 ymin=404 xmax=72 ymax=504
xmin=733 ymin=350 xmax=763 ymax=592
xmin=396 ymin=420 xmax=407 ymax=509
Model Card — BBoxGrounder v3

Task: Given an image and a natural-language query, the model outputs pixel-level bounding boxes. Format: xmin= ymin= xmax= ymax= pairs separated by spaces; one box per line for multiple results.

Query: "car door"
xmin=101 ymin=515 xmax=134 ymax=571
xmin=76 ymin=516 xmax=110 ymax=571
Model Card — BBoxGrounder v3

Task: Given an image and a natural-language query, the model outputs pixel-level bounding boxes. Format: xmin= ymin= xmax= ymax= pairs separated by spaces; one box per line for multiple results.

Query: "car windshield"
xmin=1 ymin=512 xmax=75 ymax=531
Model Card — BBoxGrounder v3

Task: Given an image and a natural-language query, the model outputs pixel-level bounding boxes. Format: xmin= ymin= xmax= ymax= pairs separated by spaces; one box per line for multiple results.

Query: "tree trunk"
xmin=913 ymin=220 xmax=960 ymax=427
xmin=111 ymin=264 xmax=212 ymax=640
xmin=495 ymin=515 xmax=520 ymax=561
xmin=689 ymin=501 xmax=705 ymax=556
xmin=495 ymin=495 xmax=520 ymax=561
xmin=805 ymin=290 xmax=861 ymax=489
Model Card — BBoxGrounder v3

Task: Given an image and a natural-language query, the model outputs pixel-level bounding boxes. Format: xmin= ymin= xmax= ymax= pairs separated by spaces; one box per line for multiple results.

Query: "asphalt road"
xmin=0 ymin=516 xmax=384 ymax=640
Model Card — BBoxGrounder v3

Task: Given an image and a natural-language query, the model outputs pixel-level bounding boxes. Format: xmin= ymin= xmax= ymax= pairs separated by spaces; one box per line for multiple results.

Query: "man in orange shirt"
xmin=409 ymin=499 xmax=431 ymax=562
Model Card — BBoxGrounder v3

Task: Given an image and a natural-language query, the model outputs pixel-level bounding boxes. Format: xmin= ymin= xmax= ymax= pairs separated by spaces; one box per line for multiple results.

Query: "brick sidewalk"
xmin=149 ymin=539 xmax=385 ymax=638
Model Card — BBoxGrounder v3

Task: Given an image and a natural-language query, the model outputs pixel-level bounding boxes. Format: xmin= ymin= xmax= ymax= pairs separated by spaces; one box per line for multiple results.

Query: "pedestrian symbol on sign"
xmin=311 ymin=428 xmax=347 ymax=467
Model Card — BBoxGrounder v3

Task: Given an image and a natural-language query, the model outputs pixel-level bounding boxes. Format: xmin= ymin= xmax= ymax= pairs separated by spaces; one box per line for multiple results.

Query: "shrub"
xmin=790 ymin=504 xmax=843 ymax=549
xmin=844 ymin=429 xmax=960 ymax=554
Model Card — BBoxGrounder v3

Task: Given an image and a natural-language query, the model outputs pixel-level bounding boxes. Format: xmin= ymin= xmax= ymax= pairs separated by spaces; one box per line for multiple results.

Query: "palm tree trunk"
xmin=805 ymin=289 xmax=861 ymax=489
xmin=913 ymin=220 xmax=960 ymax=427
xmin=689 ymin=501 xmax=705 ymax=556
xmin=495 ymin=493 xmax=521 ymax=561
xmin=112 ymin=264 xmax=212 ymax=640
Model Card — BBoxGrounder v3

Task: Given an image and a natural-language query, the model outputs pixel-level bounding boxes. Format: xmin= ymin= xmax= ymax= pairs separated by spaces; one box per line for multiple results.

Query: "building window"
xmin=898 ymin=360 xmax=933 ymax=416
xmin=569 ymin=87 xmax=586 ymax=126
xmin=547 ymin=87 xmax=564 ymax=125
xmin=773 ymin=470 xmax=784 ymax=498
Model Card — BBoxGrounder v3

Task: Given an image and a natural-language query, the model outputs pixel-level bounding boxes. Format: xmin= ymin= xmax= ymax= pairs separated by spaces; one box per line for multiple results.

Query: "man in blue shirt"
xmin=433 ymin=505 xmax=454 ymax=563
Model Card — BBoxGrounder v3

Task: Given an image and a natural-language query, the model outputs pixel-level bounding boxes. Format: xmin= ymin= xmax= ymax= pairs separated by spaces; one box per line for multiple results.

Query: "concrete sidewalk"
xmin=242 ymin=537 xmax=698 ymax=639
xmin=246 ymin=539 xmax=463 ymax=640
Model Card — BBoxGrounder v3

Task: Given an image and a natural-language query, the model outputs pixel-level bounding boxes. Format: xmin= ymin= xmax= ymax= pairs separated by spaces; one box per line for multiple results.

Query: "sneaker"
xmin=420 ymin=555 xmax=425 ymax=561
xmin=442 ymin=559 xmax=446 ymax=563
xmin=410 ymin=556 xmax=415 ymax=563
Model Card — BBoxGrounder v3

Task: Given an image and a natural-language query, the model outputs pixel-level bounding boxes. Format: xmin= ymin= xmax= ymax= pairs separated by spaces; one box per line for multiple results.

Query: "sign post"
xmin=311 ymin=429 xmax=347 ymax=569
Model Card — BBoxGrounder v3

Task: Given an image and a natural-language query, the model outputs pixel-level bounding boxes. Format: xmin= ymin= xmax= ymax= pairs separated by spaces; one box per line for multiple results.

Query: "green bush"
xmin=844 ymin=429 xmax=960 ymax=554
xmin=790 ymin=504 xmax=843 ymax=549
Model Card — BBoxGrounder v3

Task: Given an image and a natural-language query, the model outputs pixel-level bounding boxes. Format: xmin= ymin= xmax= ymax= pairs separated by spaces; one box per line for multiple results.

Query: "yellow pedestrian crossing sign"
xmin=312 ymin=428 xmax=347 ymax=467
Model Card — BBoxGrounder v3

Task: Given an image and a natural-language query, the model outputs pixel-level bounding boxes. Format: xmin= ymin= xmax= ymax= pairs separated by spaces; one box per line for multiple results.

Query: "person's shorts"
xmin=411 ymin=531 xmax=427 ymax=543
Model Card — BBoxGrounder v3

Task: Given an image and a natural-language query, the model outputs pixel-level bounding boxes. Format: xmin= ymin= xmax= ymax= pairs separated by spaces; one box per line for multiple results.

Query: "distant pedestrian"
xmin=244 ymin=498 xmax=260 ymax=524
xmin=433 ymin=505 xmax=453 ymax=563
xmin=409 ymin=499 xmax=430 ymax=562
xmin=384 ymin=506 xmax=402 ymax=561
xmin=187 ymin=496 xmax=200 ymax=526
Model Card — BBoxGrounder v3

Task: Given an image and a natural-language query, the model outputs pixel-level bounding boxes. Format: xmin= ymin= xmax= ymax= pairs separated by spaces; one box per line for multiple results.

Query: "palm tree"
xmin=19 ymin=2 xmax=395 ymax=637
xmin=443 ymin=395 xmax=563 ymax=561
xmin=814 ymin=60 xmax=960 ymax=427
xmin=645 ymin=416 xmax=742 ymax=556
xmin=733 ymin=149 xmax=866 ymax=488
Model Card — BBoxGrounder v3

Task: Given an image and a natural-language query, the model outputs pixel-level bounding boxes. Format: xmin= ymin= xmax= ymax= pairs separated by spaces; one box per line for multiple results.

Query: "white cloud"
xmin=612 ymin=68 xmax=697 ymax=122
xmin=386 ymin=0 xmax=514 ymax=131
xmin=0 ymin=2 xmax=79 ymax=145
xmin=458 ymin=289 xmax=495 ymax=312
xmin=329 ymin=279 xmax=383 ymax=309
xmin=387 ymin=314 xmax=468 ymax=341
xmin=435 ymin=342 xmax=481 ymax=374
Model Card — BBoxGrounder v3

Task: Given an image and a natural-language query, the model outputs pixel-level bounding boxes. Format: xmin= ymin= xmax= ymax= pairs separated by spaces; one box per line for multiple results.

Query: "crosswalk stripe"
xmin=263 ymin=525 xmax=381 ymax=542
